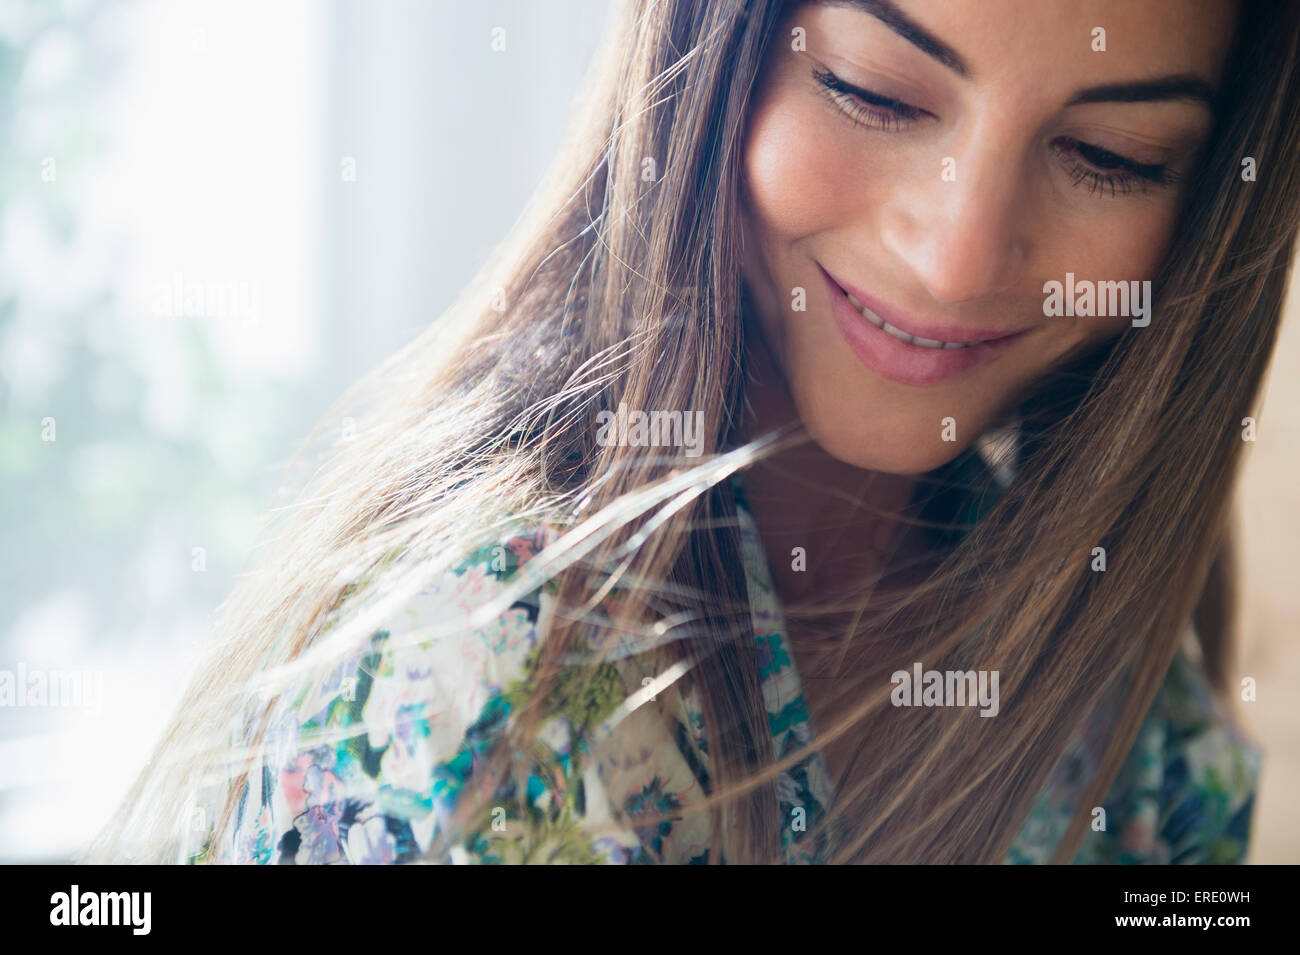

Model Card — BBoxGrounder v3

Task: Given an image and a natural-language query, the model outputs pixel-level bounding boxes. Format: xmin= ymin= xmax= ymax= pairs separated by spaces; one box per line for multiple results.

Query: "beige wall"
xmin=1239 ymin=257 xmax=1300 ymax=863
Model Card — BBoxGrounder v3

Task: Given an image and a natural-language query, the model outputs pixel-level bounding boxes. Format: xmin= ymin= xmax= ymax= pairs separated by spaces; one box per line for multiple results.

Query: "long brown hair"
xmin=85 ymin=0 xmax=1300 ymax=864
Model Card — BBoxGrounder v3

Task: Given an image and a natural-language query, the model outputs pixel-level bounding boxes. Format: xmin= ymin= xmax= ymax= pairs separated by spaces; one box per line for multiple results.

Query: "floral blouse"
xmin=190 ymin=456 xmax=1260 ymax=865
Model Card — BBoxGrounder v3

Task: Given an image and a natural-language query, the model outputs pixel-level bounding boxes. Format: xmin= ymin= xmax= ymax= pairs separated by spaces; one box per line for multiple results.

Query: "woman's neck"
xmin=735 ymin=333 xmax=922 ymax=611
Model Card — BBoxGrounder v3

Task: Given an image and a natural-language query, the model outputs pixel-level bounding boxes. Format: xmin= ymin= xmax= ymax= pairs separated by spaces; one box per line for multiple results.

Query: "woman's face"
xmin=740 ymin=0 xmax=1237 ymax=474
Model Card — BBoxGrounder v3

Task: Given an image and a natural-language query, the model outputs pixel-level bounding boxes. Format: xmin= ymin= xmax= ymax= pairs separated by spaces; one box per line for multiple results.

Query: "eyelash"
xmin=811 ymin=66 xmax=1177 ymax=198
xmin=812 ymin=66 xmax=923 ymax=132
xmin=1052 ymin=137 xmax=1176 ymax=196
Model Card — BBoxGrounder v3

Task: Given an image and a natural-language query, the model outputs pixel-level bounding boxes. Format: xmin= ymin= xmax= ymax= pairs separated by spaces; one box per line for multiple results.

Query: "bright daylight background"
xmin=1 ymin=0 xmax=1296 ymax=863
xmin=0 ymin=0 xmax=616 ymax=862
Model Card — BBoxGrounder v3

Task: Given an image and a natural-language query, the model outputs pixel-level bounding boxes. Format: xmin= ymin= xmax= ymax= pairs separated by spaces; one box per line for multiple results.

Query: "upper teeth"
xmin=845 ymin=292 xmax=985 ymax=349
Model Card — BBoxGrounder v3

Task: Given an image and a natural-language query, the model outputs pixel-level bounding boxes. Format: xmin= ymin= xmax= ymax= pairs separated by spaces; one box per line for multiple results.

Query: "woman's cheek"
xmin=1055 ymin=206 xmax=1180 ymax=350
xmin=744 ymin=92 xmax=857 ymax=244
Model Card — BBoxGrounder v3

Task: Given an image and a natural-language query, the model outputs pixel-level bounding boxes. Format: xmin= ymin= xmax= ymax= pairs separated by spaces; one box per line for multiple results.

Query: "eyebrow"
xmin=816 ymin=0 xmax=969 ymax=76
xmin=815 ymin=0 xmax=1218 ymax=108
xmin=1066 ymin=77 xmax=1217 ymax=107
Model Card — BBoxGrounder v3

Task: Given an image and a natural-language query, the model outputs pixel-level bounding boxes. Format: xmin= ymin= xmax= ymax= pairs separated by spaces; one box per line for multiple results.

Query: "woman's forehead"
xmin=789 ymin=0 xmax=1240 ymax=91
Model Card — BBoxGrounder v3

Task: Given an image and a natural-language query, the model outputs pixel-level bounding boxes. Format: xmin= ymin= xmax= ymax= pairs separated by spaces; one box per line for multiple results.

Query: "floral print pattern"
xmin=190 ymin=461 xmax=1260 ymax=864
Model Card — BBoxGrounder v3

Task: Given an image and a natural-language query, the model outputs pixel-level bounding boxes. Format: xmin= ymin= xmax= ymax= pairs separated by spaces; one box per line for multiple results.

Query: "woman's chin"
xmin=777 ymin=376 xmax=985 ymax=475
xmin=799 ymin=414 xmax=977 ymax=476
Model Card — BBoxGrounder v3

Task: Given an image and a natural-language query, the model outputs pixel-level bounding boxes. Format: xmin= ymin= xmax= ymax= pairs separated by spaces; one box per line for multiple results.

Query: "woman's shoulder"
xmin=1082 ymin=644 xmax=1260 ymax=864
xmin=1010 ymin=639 xmax=1260 ymax=864
xmin=190 ymin=518 xmax=631 ymax=864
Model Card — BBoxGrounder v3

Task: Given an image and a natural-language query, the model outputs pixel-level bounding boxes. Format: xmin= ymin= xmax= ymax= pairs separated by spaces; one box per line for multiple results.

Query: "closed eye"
xmin=813 ymin=64 xmax=1180 ymax=200
xmin=1051 ymin=136 xmax=1177 ymax=197
xmin=812 ymin=66 xmax=927 ymax=132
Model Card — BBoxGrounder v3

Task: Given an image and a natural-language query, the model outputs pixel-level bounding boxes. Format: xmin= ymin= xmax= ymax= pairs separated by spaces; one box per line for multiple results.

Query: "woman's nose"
xmin=877 ymin=143 xmax=1031 ymax=305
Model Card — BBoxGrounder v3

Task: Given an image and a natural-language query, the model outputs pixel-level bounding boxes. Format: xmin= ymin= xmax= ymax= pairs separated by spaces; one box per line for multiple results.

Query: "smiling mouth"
xmin=839 ymin=289 xmax=989 ymax=349
xmin=820 ymin=264 xmax=1029 ymax=387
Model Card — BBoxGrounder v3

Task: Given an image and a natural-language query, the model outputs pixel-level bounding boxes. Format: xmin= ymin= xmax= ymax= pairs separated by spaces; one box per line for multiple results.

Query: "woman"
xmin=87 ymin=0 xmax=1298 ymax=864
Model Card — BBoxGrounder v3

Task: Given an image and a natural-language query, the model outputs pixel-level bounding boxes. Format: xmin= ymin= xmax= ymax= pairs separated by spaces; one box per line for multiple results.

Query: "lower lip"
xmin=822 ymin=268 xmax=1025 ymax=387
